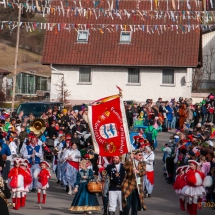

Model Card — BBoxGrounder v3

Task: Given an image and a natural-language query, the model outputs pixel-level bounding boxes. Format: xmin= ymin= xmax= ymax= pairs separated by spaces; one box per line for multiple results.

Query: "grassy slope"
xmin=0 ymin=43 xmax=41 ymax=68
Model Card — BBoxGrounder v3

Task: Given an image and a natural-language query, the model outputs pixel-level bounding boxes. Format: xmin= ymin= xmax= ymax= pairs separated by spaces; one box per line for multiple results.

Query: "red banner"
xmin=88 ymin=95 xmax=131 ymax=156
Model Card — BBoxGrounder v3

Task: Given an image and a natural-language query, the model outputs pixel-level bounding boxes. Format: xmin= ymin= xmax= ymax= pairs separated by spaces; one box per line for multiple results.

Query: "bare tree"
xmin=192 ymin=68 xmax=204 ymax=91
xmin=54 ymin=77 xmax=71 ymax=106
xmin=202 ymin=46 xmax=215 ymax=81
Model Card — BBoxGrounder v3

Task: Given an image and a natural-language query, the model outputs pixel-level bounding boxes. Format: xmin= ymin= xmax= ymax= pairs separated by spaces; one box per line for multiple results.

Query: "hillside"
xmin=0 ymin=42 xmax=50 ymax=76
xmin=0 ymin=42 xmax=40 ymax=67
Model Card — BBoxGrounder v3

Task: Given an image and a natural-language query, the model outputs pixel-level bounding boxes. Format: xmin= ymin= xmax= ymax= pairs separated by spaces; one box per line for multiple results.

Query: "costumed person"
xmin=8 ymin=136 xmax=17 ymax=158
xmin=0 ymin=153 xmax=7 ymax=176
xmin=8 ymin=158 xmax=26 ymax=210
xmin=144 ymin=120 xmax=157 ymax=150
xmin=121 ymin=149 xmax=147 ymax=215
xmin=143 ymin=146 xmax=155 ymax=197
xmin=63 ymin=142 xmax=81 ymax=195
xmin=20 ymin=159 xmax=32 ymax=207
xmin=84 ymin=154 xmax=93 ymax=169
xmin=20 ymin=132 xmax=33 ymax=158
xmin=139 ymin=139 xmax=150 ymax=149
xmin=100 ymin=169 xmax=110 ymax=215
xmin=173 ymin=166 xmax=187 ymax=211
xmin=199 ymin=155 xmax=211 ymax=176
xmin=131 ymin=136 xmax=142 ymax=150
xmin=179 ymin=104 xmax=188 ymax=130
xmin=36 ymin=161 xmax=51 ymax=204
xmin=69 ymin=160 xmax=100 ymax=214
xmin=181 ymin=160 xmax=206 ymax=215
xmin=60 ymin=138 xmax=72 ymax=190
xmin=97 ymin=155 xmax=111 ymax=173
xmin=0 ymin=175 xmax=11 ymax=215
xmin=106 ymin=156 xmax=126 ymax=215
xmin=53 ymin=130 xmax=65 ymax=183
xmin=23 ymin=136 xmax=43 ymax=192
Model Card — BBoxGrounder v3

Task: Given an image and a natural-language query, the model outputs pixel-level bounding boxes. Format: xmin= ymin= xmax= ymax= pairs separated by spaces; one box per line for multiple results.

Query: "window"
xmin=162 ymin=69 xmax=174 ymax=84
xmin=77 ymin=30 xmax=89 ymax=43
xmin=36 ymin=76 xmax=47 ymax=91
xmin=128 ymin=68 xmax=140 ymax=84
xmin=79 ymin=67 xmax=91 ymax=83
xmin=120 ymin=31 xmax=131 ymax=43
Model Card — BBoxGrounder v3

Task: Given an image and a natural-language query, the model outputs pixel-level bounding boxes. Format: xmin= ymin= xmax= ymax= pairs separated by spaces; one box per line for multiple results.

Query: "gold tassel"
xmin=86 ymin=11 xmax=88 ymax=19
xmin=154 ymin=0 xmax=158 ymax=10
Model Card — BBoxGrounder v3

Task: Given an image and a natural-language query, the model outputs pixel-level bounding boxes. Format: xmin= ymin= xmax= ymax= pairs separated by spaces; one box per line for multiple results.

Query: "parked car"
xmin=16 ymin=102 xmax=64 ymax=117
xmin=124 ymin=100 xmax=137 ymax=106
xmin=72 ymin=104 xmax=88 ymax=112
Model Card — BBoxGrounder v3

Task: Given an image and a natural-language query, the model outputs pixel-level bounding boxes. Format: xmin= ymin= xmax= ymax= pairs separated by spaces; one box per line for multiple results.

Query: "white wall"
xmin=50 ymin=66 xmax=191 ymax=104
xmin=202 ymin=31 xmax=215 ymax=80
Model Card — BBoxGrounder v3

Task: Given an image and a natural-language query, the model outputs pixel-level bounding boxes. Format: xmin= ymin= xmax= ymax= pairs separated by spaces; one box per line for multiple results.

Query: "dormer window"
xmin=120 ymin=31 xmax=131 ymax=43
xmin=77 ymin=30 xmax=89 ymax=43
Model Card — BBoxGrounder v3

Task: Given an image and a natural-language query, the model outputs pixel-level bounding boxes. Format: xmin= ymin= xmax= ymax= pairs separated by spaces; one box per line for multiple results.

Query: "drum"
xmin=87 ymin=181 xmax=102 ymax=193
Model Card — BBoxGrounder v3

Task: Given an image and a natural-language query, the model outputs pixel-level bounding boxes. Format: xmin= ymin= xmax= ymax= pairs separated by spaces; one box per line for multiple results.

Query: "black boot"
xmin=120 ymin=211 xmax=123 ymax=215
xmin=103 ymin=209 xmax=107 ymax=215
xmin=108 ymin=212 xmax=115 ymax=215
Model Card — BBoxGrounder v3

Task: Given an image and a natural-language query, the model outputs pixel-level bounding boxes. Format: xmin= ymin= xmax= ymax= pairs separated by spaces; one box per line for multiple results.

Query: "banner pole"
xmin=118 ymin=90 xmax=141 ymax=196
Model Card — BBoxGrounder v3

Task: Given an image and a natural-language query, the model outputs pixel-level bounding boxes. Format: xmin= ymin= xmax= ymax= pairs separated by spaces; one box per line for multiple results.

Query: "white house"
xmin=42 ymin=1 xmax=202 ymax=105
xmin=49 ymin=66 xmax=194 ymax=104
xmin=200 ymin=30 xmax=215 ymax=89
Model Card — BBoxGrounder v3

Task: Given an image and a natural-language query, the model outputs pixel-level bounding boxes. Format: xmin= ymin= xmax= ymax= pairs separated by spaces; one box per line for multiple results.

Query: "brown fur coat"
xmin=121 ymin=159 xmax=146 ymax=210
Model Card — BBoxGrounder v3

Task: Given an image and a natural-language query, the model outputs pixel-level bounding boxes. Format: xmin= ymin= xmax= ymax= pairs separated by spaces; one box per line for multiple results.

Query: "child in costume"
xmin=182 ymin=160 xmax=206 ymax=215
xmin=36 ymin=161 xmax=51 ymax=204
xmin=20 ymin=159 xmax=32 ymax=207
xmin=173 ymin=166 xmax=187 ymax=211
xmin=8 ymin=158 xmax=27 ymax=210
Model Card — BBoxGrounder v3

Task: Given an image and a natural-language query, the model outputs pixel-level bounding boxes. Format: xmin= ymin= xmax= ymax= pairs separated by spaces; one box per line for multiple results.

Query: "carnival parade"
xmin=0 ymin=1 xmax=215 ymax=215
xmin=0 ymin=89 xmax=214 ymax=215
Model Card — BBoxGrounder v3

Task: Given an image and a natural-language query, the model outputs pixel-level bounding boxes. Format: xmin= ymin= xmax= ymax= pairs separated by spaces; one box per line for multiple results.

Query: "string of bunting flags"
xmin=0 ymin=20 xmax=214 ymax=34
xmin=0 ymin=1 xmax=215 ymax=23
xmin=0 ymin=0 xmax=211 ymax=15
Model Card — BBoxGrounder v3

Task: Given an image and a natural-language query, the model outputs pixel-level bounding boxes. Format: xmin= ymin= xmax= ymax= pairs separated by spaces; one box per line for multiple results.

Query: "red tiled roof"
xmin=42 ymin=1 xmax=202 ymax=67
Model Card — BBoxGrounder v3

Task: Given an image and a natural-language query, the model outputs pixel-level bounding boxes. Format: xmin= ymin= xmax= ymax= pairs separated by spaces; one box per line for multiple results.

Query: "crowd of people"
xmin=0 ymin=94 xmax=214 ymax=215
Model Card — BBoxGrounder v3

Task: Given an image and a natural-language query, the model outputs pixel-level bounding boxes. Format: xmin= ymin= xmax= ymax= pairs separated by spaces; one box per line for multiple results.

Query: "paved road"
xmin=10 ymin=132 xmax=212 ymax=215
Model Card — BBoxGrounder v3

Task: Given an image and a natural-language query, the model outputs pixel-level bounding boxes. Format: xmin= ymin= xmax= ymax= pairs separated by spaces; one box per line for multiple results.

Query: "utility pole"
xmin=11 ymin=3 xmax=21 ymax=112
xmin=203 ymin=0 xmax=206 ymax=25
